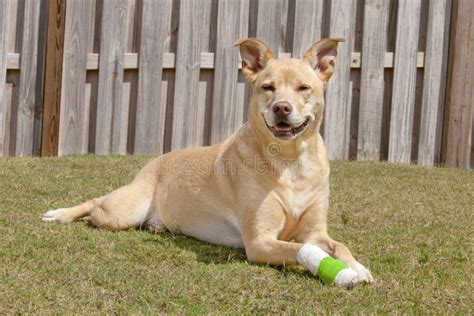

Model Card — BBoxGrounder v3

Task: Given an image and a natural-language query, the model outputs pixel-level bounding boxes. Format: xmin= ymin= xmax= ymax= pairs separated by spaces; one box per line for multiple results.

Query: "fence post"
xmin=443 ymin=0 xmax=474 ymax=168
xmin=41 ymin=0 xmax=66 ymax=156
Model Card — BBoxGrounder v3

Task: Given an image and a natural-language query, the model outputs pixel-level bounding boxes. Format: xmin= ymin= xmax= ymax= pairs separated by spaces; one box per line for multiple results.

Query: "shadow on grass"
xmin=140 ymin=230 xmax=316 ymax=280
xmin=142 ymin=231 xmax=248 ymax=264
xmin=82 ymin=220 xmax=315 ymax=279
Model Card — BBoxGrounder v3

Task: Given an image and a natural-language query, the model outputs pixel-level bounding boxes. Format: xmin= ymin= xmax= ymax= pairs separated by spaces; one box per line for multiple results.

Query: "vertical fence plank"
xmin=347 ymin=0 xmax=364 ymax=160
xmin=0 ymin=0 xmax=9 ymax=156
xmin=324 ymin=0 xmax=355 ymax=160
xmin=16 ymin=0 xmax=43 ymax=156
xmin=418 ymin=0 xmax=451 ymax=166
xmin=443 ymin=0 xmax=474 ymax=168
xmin=256 ymin=0 xmax=282 ymax=55
xmin=388 ymin=0 xmax=421 ymax=163
xmin=58 ymin=1 xmax=90 ymax=156
xmin=210 ymin=0 xmax=249 ymax=144
xmin=41 ymin=0 xmax=66 ymax=157
xmin=171 ymin=0 xmax=204 ymax=149
xmin=95 ymin=0 xmax=128 ymax=155
xmin=292 ymin=0 xmax=323 ymax=58
xmin=134 ymin=0 xmax=169 ymax=154
xmin=357 ymin=0 xmax=389 ymax=161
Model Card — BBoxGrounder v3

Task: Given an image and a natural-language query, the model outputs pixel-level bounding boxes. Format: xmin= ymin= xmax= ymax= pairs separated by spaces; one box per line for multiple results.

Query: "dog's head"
xmin=236 ymin=38 xmax=343 ymax=141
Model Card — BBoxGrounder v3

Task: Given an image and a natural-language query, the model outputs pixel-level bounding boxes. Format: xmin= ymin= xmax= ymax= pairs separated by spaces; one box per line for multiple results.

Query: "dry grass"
xmin=0 ymin=155 xmax=472 ymax=314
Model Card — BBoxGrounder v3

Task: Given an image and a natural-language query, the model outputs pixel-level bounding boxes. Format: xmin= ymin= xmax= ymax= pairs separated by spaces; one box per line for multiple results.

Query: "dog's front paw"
xmin=353 ymin=262 xmax=374 ymax=284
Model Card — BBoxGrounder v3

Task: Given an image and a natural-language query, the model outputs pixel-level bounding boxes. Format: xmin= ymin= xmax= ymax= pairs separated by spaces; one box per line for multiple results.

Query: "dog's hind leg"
xmin=42 ymin=199 xmax=98 ymax=223
xmin=88 ymin=184 xmax=153 ymax=231
xmin=142 ymin=211 xmax=167 ymax=233
xmin=43 ymin=182 xmax=156 ymax=232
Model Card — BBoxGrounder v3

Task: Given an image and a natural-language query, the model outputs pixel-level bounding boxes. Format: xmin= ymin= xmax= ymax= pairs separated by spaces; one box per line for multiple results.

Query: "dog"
xmin=43 ymin=38 xmax=373 ymax=286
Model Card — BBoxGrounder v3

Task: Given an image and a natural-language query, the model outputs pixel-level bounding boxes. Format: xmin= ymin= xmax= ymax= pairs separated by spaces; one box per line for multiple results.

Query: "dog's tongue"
xmin=276 ymin=122 xmax=292 ymax=132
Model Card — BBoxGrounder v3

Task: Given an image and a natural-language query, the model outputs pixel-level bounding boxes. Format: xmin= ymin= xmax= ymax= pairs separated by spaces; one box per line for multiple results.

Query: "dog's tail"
xmin=42 ymin=198 xmax=99 ymax=223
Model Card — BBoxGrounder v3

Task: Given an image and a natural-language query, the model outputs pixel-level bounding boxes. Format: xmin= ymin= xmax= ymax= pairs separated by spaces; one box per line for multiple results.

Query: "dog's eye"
xmin=298 ymin=85 xmax=311 ymax=91
xmin=261 ymin=84 xmax=275 ymax=92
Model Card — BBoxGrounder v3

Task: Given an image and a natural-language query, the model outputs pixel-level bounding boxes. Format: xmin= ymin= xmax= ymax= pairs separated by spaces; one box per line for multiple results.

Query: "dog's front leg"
xmin=299 ymin=234 xmax=374 ymax=284
xmin=295 ymin=204 xmax=374 ymax=284
xmin=244 ymin=236 xmax=302 ymax=266
xmin=240 ymin=203 xmax=302 ymax=266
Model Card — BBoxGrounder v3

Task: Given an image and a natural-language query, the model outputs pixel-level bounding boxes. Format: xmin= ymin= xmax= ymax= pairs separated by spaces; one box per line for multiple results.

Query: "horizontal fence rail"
xmin=0 ymin=0 xmax=472 ymax=168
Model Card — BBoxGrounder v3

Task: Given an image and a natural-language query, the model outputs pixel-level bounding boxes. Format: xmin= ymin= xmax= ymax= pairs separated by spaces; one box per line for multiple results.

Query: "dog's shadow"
xmin=140 ymin=230 xmax=313 ymax=279
xmin=84 ymin=222 xmax=311 ymax=277
xmin=141 ymin=231 xmax=249 ymax=265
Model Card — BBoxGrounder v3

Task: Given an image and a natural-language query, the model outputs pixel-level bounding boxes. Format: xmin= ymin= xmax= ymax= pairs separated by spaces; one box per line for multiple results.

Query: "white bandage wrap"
xmin=296 ymin=244 xmax=329 ymax=275
xmin=296 ymin=244 xmax=358 ymax=286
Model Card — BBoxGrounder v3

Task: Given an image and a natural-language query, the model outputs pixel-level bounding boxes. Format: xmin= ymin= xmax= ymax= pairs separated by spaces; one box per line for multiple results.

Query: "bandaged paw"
xmin=296 ymin=244 xmax=357 ymax=287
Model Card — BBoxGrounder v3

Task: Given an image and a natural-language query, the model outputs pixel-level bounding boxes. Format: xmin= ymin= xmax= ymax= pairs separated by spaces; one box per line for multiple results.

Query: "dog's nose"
xmin=272 ymin=102 xmax=292 ymax=116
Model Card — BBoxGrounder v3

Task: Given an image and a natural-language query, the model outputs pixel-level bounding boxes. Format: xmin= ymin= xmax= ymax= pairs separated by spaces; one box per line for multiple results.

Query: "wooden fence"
xmin=0 ymin=0 xmax=473 ymax=168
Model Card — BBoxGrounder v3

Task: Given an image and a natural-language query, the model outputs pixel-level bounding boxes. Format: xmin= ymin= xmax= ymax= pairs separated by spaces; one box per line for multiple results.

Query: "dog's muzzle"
xmin=264 ymin=116 xmax=311 ymax=139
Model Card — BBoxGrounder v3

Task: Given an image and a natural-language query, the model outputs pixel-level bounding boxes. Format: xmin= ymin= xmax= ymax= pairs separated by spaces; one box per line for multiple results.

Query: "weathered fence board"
xmin=324 ymin=0 xmax=355 ymax=160
xmin=388 ymin=0 xmax=422 ymax=163
xmin=256 ymin=0 xmax=282 ymax=55
xmin=16 ymin=1 xmax=44 ymax=156
xmin=418 ymin=0 xmax=451 ymax=166
xmin=171 ymin=0 xmax=205 ymax=150
xmin=1 ymin=0 xmax=471 ymax=168
xmin=210 ymin=0 xmax=249 ymax=144
xmin=95 ymin=0 xmax=128 ymax=155
xmin=0 ymin=0 xmax=10 ymax=156
xmin=58 ymin=0 xmax=90 ymax=155
xmin=292 ymin=0 xmax=324 ymax=59
xmin=444 ymin=0 xmax=474 ymax=168
xmin=41 ymin=0 xmax=66 ymax=157
xmin=134 ymin=0 xmax=170 ymax=155
xmin=357 ymin=0 xmax=388 ymax=161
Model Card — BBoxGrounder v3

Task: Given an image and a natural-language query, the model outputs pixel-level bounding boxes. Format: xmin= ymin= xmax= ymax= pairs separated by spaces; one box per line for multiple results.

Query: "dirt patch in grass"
xmin=0 ymin=156 xmax=472 ymax=313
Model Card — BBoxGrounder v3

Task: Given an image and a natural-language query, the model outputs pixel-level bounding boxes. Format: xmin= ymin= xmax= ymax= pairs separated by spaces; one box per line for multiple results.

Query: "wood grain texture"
xmin=58 ymin=0 xmax=90 ymax=156
xmin=210 ymin=0 xmax=249 ymax=145
xmin=0 ymin=0 xmax=461 ymax=165
xmin=324 ymin=0 xmax=356 ymax=160
xmin=0 ymin=0 xmax=10 ymax=156
xmin=16 ymin=0 xmax=44 ymax=156
xmin=2 ymin=79 xmax=14 ymax=156
xmin=418 ymin=0 xmax=451 ymax=166
xmin=443 ymin=0 xmax=474 ymax=168
xmin=256 ymin=0 xmax=282 ymax=55
xmin=171 ymin=0 xmax=205 ymax=150
xmin=357 ymin=0 xmax=389 ymax=161
xmin=95 ymin=0 xmax=128 ymax=155
xmin=388 ymin=0 xmax=421 ymax=163
xmin=134 ymin=0 xmax=170 ymax=155
xmin=82 ymin=51 xmax=425 ymax=71
xmin=292 ymin=0 xmax=324 ymax=58
xmin=41 ymin=0 xmax=66 ymax=157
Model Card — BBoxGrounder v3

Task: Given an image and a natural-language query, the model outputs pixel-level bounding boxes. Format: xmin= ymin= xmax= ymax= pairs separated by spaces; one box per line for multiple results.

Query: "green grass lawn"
xmin=0 ymin=156 xmax=472 ymax=314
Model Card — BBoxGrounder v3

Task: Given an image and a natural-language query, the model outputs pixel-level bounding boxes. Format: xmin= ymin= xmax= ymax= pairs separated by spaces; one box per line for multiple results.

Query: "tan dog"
xmin=43 ymin=38 xmax=373 ymax=286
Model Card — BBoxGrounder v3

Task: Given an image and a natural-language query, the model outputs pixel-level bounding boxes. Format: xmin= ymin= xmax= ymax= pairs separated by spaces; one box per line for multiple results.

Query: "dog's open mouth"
xmin=264 ymin=117 xmax=311 ymax=139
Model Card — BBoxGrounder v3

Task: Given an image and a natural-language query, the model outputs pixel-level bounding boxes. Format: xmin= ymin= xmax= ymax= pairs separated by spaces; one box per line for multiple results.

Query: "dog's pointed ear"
xmin=235 ymin=38 xmax=274 ymax=83
xmin=304 ymin=38 xmax=345 ymax=82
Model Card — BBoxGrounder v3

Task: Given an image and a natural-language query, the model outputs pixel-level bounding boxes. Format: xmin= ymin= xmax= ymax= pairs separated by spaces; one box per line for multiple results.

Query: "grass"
xmin=0 ymin=155 xmax=472 ymax=314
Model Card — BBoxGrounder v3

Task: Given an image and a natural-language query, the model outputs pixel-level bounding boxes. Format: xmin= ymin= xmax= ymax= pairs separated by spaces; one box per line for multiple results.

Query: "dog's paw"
xmin=352 ymin=262 xmax=374 ymax=285
xmin=42 ymin=208 xmax=68 ymax=222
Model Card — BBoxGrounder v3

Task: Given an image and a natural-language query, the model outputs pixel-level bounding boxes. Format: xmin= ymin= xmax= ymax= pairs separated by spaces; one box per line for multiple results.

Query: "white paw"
xmin=353 ymin=262 xmax=374 ymax=284
xmin=42 ymin=208 xmax=67 ymax=222
xmin=333 ymin=268 xmax=358 ymax=287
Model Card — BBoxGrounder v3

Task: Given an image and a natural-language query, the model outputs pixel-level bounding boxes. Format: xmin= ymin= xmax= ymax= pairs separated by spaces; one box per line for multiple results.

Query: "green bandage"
xmin=317 ymin=257 xmax=350 ymax=284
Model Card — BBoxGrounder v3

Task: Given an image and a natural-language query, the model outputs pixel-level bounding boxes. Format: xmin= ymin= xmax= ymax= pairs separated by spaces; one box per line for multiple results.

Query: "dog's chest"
xmin=271 ymin=154 xmax=327 ymax=216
